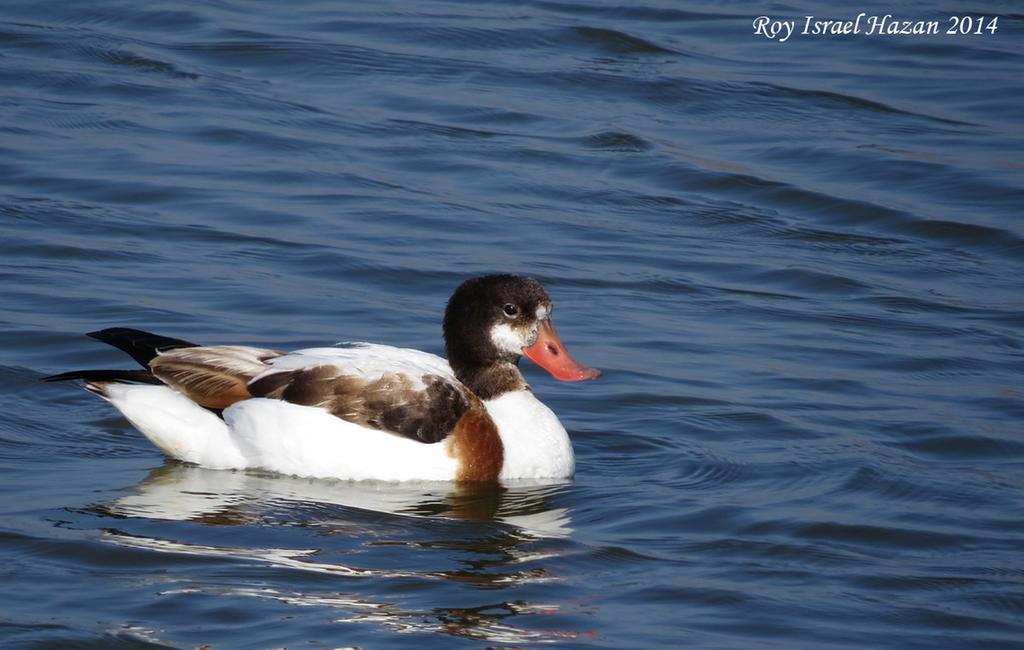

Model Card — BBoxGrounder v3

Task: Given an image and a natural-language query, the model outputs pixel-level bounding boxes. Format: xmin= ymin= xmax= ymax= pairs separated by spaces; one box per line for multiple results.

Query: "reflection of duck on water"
xmin=98 ymin=462 xmax=574 ymax=539
xmin=90 ymin=463 xmax=586 ymax=643
xmin=47 ymin=275 xmax=599 ymax=482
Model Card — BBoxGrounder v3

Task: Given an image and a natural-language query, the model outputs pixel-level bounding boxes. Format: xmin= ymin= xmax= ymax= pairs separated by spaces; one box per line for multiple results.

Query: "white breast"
xmin=485 ymin=390 xmax=575 ymax=480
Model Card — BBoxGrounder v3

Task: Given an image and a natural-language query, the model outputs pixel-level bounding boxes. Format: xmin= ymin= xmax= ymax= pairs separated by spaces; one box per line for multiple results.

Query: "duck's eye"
xmin=502 ymin=303 xmax=519 ymax=317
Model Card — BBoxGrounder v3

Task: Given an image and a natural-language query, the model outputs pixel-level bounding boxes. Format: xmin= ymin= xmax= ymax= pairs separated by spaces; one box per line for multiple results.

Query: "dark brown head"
xmin=443 ymin=275 xmax=599 ymax=399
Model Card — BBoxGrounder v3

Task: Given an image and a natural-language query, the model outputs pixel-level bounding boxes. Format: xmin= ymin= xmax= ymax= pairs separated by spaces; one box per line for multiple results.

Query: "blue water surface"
xmin=2 ymin=1 xmax=1023 ymax=648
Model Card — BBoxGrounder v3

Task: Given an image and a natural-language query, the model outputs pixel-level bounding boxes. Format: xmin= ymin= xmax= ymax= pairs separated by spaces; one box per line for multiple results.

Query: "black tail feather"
xmin=42 ymin=369 xmax=164 ymax=385
xmin=87 ymin=327 xmax=198 ymax=368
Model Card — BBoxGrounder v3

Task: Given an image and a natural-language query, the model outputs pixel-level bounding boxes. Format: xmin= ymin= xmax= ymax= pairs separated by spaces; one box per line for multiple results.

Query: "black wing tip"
xmin=41 ymin=369 xmax=162 ymax=385
xmin=87 ymin=327 xmax=192 ymax=345
xmin=40 ymin=372 xmax=113 ymax=397
xmin=84 ymin=327 xmax=199 ymax=368
xmin=87 ymin=327 xmax=143 ymax=342
xmin=42 ymin=371 xmax=81 ymax=383
xmin=87 ymin=327 xmax=119 ymax=340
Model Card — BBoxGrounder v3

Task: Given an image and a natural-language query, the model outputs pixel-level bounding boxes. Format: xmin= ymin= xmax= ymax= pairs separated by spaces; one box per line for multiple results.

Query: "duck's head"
xmin=444 ymin=275 xmax=599 ymax=397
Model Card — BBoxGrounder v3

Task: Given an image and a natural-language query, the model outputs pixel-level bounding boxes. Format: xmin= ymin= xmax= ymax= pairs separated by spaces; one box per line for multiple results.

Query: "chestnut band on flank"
xmin=447 ymin=408 xmax=504 ymax=482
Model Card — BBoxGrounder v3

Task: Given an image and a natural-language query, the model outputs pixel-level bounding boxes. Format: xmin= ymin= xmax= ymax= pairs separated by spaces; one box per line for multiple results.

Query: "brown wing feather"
xmin=247 ymin=367 xmax=474 ymax=443
xmin=150 ymin=345 xmax=283 ymax=410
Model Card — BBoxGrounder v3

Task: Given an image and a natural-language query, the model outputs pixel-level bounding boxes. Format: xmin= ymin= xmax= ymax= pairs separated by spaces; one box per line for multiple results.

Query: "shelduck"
xmin=44 ymin=275 xmax=600 ymax=482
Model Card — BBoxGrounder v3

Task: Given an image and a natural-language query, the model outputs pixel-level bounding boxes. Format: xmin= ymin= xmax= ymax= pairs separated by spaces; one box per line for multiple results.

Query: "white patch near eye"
xmin=490 ymin=323 xmax=525 ymax=355
xmin=536 ymin=304 xmax=549 ymax=320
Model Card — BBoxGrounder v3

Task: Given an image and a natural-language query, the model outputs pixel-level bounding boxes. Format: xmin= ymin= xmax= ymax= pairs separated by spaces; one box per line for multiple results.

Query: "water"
xmin=2 ymin=0 xmax=1023 ymax=647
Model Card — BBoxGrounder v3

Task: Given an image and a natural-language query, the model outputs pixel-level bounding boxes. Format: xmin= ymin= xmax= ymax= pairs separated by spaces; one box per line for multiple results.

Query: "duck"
xmin=44 ymin=275 xmax=600 ymax=482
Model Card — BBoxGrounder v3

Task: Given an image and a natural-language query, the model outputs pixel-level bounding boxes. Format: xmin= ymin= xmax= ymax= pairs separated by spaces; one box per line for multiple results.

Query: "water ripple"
xmin=2 ymin=0 xmax=1023 ymax=647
